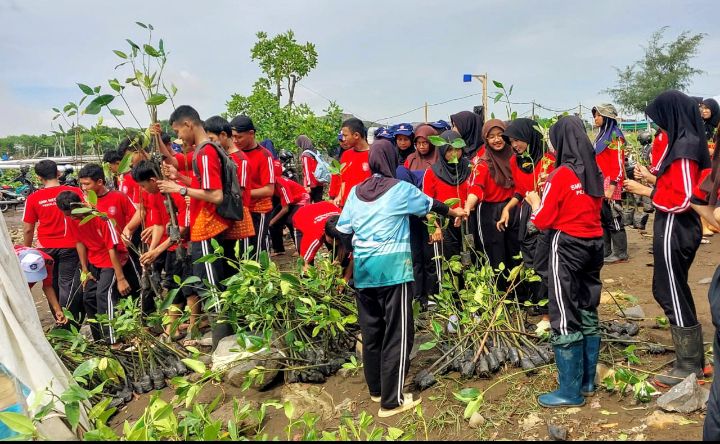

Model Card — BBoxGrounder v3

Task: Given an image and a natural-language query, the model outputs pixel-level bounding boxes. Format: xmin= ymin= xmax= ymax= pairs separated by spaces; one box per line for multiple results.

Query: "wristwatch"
xmin=179 ymin=187 xmax=188 ymax=197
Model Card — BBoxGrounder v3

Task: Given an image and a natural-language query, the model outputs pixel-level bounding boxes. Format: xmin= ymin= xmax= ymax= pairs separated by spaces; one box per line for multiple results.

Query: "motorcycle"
xmin=59 ymin=167 xmax=79 ymax=187
xmin=278 ymin=149 xmax=300 ymax=183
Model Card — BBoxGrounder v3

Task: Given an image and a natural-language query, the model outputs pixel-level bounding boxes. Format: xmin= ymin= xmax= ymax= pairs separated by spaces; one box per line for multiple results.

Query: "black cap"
xmin=229 ymin=115 xmax=255 ymax=133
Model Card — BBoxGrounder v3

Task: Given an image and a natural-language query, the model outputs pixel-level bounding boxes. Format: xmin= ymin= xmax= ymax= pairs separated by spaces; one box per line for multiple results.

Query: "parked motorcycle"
xmin=278 ymin=149 xmax=300 ymax=183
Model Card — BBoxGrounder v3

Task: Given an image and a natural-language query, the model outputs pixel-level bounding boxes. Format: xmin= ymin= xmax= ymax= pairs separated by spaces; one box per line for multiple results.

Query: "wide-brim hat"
xmin=592 ymin=104 xmax=619 ymax=120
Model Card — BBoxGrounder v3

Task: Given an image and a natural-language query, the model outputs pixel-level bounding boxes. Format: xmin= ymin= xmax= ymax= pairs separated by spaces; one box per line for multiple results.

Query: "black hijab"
xmin=702 ymin=98 xmax=720 ymax=141
xmin=451 ymin=111 xmax=484 ymax=158
xmin=549 ymin=116 xmax=605 ymax=198
xmin=504 ymin=118 xmax=545 ymax=174
xmin=431 ymin=130 xmax=471 ymax=186
xmin=355 ymin=139 xmax=400 ymax=202
xmin=645 ymin=90 xmax=710 ymax=178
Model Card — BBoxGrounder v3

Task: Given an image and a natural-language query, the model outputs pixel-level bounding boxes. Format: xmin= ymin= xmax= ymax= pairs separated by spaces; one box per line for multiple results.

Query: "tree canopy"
xmin=604 ymin=27 xmax=705 ymax=114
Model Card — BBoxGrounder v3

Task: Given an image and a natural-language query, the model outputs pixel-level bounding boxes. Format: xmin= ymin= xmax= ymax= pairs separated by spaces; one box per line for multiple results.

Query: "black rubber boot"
xmin=605 ymin=230 xmax=629 ymax=264
xmin=655 ymin=324 xmax=705 ymax=387
xmin=603 ymin=231 xmax=612 ymax=258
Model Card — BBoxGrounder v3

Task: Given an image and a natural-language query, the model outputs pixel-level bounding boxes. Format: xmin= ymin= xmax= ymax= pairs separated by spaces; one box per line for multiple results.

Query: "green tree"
xmin=604 ymin=27 xmax=705 ymax=114
xmin=251 ymin=30 xmax=318 ymax=107
xmin=226 ymin=80 xmax=343 ymax=154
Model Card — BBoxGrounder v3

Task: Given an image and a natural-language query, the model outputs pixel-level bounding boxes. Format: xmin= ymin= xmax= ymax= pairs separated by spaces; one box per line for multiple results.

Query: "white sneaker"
xmin=370 ymin=395 xmax=381 ymax=403
xmin=377 ymin=394 xmax=422 ymax=418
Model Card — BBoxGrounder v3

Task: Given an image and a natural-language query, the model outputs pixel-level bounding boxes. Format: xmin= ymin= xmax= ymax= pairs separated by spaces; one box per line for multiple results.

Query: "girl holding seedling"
xmin=498 ymin=118 xmax=555 ymax=313
xmin=335 ymin=139 xmax=464 ymax=417
xmin=624 ymin=90 xmax=711 ymax=387
xmin=524 ymin=116 xmax=605 ymax=408
xmin=451 ymin=111 xmax=485 ymax=159
xmin=423 ymin=131 xmax=478 ymax=275
xmin=592 ymin=104 xmax=629 ymax=264
xmin=464 ymin=119 xmax=520 ymax=271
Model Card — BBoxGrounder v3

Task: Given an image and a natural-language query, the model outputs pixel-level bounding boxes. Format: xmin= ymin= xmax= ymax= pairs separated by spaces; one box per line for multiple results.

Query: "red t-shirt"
xmin=67 ymin=215 xmax=128 ymax=268
xmin=595 ymin=138 xmax=625 ymax=191
xmin=338 ymin=149 xmax=371 ymax=206
xmin=23 ymin=185 xmax=83 ymax=248
xmin=650 ymin=130 xmax=669 ymax=174
xmin=146 ymin=192 xmax=189 ymax=251
xmin=301 ymin=153 xmax=320 ymax=187
xmin=118 ymin=172 xmax=142 ymax=205
xmin=422 ymin=169 xmax=474 ymax=209
xmin=174 ymin=148 xmax=196 ymax=179
xmin=95 ymin=190 xmax=136 ymax=232
xmin=242 ymin=145 xmax=276 ymax=213
xmin=14 ymin=245 xmax=54 ymax=288
xmin=653 ymin=158 xmax=700 ymax=214
xmin=189 ymin=142 xmax=229 ymax=241
xmin=275 ymin=177 xmax=310 ymax=206
xmin=328 ymin=173 xmax=341 ymax=199
xmin=511 ymin=152 xmax=557 ymax=199
xmin=228 ymin=150 xmax=251 ymax=207
xmin=531 ymin=166 xmax=603 ymax=238
xmin=469 ymin=160 xmax=514 ymax=203
xmin=292 ymin=201 xmax=341 ymax=263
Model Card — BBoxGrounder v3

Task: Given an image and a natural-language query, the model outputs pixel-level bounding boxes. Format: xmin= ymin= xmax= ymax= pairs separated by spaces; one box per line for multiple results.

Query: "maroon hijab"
xmin=480 ymin=119 xmax=513 ymax=188
xmin=406 ymin=125 xmax=439 ymax=171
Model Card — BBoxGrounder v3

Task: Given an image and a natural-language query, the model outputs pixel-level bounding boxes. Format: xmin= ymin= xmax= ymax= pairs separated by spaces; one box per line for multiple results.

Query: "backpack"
xmin=192 ymin=141 xmax=244 ymax=221
xmin=304 ymin=149 xmax=331 ymax=184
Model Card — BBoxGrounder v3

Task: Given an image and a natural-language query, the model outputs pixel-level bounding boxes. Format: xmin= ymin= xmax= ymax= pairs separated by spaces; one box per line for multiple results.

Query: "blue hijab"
xmin=593 ymin=117 xmax=624 ymax=155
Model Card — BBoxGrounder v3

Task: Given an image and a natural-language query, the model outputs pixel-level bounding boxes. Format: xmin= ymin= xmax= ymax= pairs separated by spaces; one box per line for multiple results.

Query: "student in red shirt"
xmin=205 ymin=116 xmax=254 ymax=264
xmin=624 ymin=90 xmax=711 ymax=387
xmin=77 ymin=163 xmax=137 ymax=233
xmin=228 ymin=115 xmax=275 ymax=259
xmin=103 ymin=149 xmax=123 ymax=190
xmin=297 ymin=135 xmax=325 ymax=203
xmin=592 ymin=104 xmax=628 ymax=264
xmin=131 ymin=160 xmax=201 ymax=341
xmin=464 ymin=119 xmax=520 ymax=270
xmin=451 ymin=111 xmax=485 ymax=159
xmin=423 ymin=130 xmax=476 ymax=275
xmin=328 ymin=132 xmax=348 ymax=200
xmin=56 ymin=191 xmax=139 ymax=345
xmin=500 ymin=118 xmax=556 ymax=314
xmin=14 ymin=246 xmax=67 ymax=324
xmin=525 ymin=116 xmax=605 ymax=408
xmin=269 ymin=176 xmax=310 ymax=255
xmin=292 ymin=201 xmax=341 ymax=271
xmin=335 ymin=118 xmax=371 ymax=207
xmin=22 ymin=159 xmax=84 ymax=320
xmin=158 ymin=107 xmax=229 ymax=344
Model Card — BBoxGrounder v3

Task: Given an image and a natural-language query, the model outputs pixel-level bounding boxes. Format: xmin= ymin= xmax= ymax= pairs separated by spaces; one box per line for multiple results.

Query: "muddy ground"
xmin=6 ymin=205 xmax=718 ymax=441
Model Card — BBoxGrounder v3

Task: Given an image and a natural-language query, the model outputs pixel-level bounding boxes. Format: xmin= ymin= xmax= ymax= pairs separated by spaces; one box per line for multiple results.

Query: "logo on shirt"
xmin=108 ymin=206 xmax=117 ymax=215
xmin=362 ymin=162 xmax=369 ymax=172
xmin=571 ymin=182 xmax=585 ymax=195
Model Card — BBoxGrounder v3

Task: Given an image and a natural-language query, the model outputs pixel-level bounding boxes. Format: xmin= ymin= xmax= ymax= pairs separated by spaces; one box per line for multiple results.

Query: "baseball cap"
xmin=229 ymin=115 xmax=255 ymax=133
xmin=393 ymin=123 xmax=414 ymax=137
xmin=429 ymin=120 xmax=451 ymax=132
xmin=374 ymin=127 xmax=394 ymax=140
xmin=18 ymin=249 xmax=47 ymax=283
xmin=337 ymin=131 xmax=343 ymax=142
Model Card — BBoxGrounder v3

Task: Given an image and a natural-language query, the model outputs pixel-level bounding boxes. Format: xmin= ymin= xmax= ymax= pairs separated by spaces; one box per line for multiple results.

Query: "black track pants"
xmin=652 ymin=210 xmax=701 ymax=327
xmin=548 ymin=231 xmax=604 ymax=337
xmin=476 ymin=200 xmax=520 ymax=270
xmin=249 ymin=211 xmax=271 ymax=259
xmin=409 ymin=215 xmax=438 ymax=305
xmin=355 ymin=282 xmax=414 ymax=410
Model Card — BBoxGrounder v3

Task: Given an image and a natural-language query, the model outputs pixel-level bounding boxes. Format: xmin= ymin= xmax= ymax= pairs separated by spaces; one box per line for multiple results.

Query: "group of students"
xmin=16 ymin=93 xmax=720 ymax=423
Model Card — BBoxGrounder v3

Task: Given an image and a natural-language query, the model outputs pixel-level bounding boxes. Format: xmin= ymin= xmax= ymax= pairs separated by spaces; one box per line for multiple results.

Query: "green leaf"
xmin=0 ymin=412 xmax=36 ymax=436
xmin=65 ymin=401 xmax=80 ymax=431
xmin=170 ymin=83 xmax=177 ymax=96
xmin=146 ymin=94 xmax=167 ymax=106
xmin=84 ymin=94 xmax=115 ymax=115
xmin=387 ymin=427 xmax=404 ymax=440
xmin=418 ymin=340 xmax=436 ymax=351
xmin=135 ymin=21 xmax=147 ymax=28
xmin=492 ymin=80 xmax=504 ymax=89
xmin=181 ymin=276 xmax=201 ymax=285
xmin=126 ymin=39 xmax=140 ymax=50
xmin=52 ymin=107 xmax=60 ymax=113
xmin=456 ymin=387 xmax=480 ymax=400
xmin=108 ymin=79 xmax=123 ymax=92
xmin=283 ymin=401 xmax=295 ymax=420
xmin=73 ymin=358 xmax=98 ymax=378
xmin=148 ymin=23 xmax=154 ymax=31
xmin=493 ymin=92 xmax=503 ymax=103
xmin=428 ymin=135 xmax=447 ymax=147
xmin=78 ymin=83 xmax=94 ymax=95
xmin=450 ymin=138 xmax=467 ymax=149
xmin=87 ymin=189 xmax=98 ymax=206
xmin=94 ymin=86 xmax=101 ymax=94
xmin=113 ymin=49 xmax=127 ymax=59
xmin=110 ymin=108 xmax=125 ymax=116
xmin=118 ymin=152 xmax=133 ymax=175
xmin=181 ymin=358 xmax=207 ymax=374
xmin=71 ymin=207 xmax=93 ymax=215
xmin=444 ymin=198 xmax=460 ymax=208
xmin=143 ymin=44 xmax=160 ymax=57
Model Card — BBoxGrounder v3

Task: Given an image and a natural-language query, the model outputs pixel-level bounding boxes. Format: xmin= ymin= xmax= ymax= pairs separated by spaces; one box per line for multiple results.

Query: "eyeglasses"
xmin=415 ymin=141 xmax=430 ymax=147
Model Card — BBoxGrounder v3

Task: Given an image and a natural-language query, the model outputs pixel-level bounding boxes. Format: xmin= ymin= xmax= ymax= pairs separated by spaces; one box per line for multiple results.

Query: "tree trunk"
xmin=288 ymin=75 xmax=297 ymax=107
xmin=275 ymin=79 xmax=282 ymax=102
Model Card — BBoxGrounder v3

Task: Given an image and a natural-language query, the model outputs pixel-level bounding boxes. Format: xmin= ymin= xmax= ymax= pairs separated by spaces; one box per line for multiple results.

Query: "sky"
xmin=1 ymin=0 xmax=719 ymax=137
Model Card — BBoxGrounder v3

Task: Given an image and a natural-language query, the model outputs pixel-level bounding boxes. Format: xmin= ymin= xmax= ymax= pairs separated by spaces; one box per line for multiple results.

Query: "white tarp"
xmin=0 ymin=212 xmax=88 ymax=437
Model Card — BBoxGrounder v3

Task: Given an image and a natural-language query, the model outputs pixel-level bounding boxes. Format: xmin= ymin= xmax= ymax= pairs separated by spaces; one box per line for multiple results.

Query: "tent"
xmin=0 ymin=212 xmax=88 ymax=439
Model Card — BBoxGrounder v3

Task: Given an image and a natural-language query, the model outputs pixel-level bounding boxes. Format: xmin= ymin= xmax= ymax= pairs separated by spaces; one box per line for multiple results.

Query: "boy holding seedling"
xmin=56 ymin=191 xmax=139 ymax=344
xmin=77 ymin=163 xmax=138 ymax=234
xmin=157 ymin=106 xmax=229 ymax=345
xmin=131 ymin=160 xmax=201 ymax=341
xmin=335 ymin=139 xmax=465 ymax=417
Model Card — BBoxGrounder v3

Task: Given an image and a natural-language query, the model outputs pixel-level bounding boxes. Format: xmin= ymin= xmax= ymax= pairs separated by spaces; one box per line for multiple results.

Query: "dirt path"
xmin=9 ymin=208 xmax=718 ymax=441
